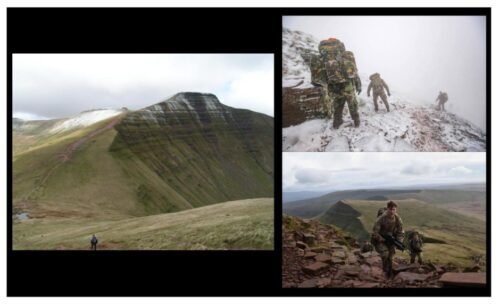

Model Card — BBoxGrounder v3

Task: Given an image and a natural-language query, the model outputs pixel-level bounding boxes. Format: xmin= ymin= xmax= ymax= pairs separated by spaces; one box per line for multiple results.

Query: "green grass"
xmin=284 ymin=188 xmax=486 ymax=220
xmin=109 ymin=107 xmax=274 ymax=209
xmin=13 ymin=198 xmax=274 ymax=250
xmin=316 ymin=199 xmax=486 ymax=269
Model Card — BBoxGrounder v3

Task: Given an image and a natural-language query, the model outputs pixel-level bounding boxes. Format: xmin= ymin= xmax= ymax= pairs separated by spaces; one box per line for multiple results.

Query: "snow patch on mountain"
xmin=50 ymin=109 xmax=123 ymax=133
xmin=282 ymin=27 xmax=486 ymax=152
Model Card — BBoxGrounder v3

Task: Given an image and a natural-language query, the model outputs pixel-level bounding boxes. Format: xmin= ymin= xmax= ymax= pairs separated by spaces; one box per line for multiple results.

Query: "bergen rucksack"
xmin=377 ymin=207 xmax=387 ymax=218
xmin=319 ymin=38 xmax=349 ymax=84
xmin=440 ymin=92 xmax=448 ymax=103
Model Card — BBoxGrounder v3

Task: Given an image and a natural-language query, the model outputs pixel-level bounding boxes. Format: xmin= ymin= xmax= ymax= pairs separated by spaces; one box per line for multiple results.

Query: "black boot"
xmin=353 ymin=114 xmax=360 ymax=128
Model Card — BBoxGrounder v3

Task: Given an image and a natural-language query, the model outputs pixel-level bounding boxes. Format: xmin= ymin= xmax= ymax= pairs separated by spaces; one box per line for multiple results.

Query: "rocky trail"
xmin=282 ymin=215 xmax=486 ymax=288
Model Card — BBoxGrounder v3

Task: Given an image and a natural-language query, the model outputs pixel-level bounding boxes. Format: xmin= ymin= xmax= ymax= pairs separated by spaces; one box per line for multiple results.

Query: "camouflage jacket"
xmin=436 ymin=92 xmax=448 ymax=103
xmin=367 ymin=77 xmax=390 ymax=95
xmin=372 ymin=213 xmax=404 ymax=243
xmin=409 ymin=237 xmax=423 ymax=253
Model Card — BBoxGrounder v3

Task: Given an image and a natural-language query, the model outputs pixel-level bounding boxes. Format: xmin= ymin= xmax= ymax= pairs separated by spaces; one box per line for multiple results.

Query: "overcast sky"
xmin=13 ymin=54 xmax=274 ymax=120
xmin=283 ymin=152 xmax=486 ymax=192
xmin=283 ymin=16 xmax=486 ymax=131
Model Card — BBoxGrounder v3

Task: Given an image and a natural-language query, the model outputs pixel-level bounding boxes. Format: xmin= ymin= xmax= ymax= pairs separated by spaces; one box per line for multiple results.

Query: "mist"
xmin=284 ymin=16 xmax=486 ymax=131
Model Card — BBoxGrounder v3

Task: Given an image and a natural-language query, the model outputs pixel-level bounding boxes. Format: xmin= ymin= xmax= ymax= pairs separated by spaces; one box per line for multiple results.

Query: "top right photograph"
xmin=282 ymin=15 xmax=487 ymax=152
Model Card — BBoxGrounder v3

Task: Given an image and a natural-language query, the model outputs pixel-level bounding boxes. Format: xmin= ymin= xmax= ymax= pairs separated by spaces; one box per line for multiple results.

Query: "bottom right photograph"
xmin=282 ymin=152 xmax=487 ymax=289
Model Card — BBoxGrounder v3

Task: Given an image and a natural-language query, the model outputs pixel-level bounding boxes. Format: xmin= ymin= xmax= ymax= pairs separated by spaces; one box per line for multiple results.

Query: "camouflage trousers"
xmin=372 ymin=90 xmax=390 ymax=112
xmin=410 ymin=252 xmax=423 ymax=264
xmin=374 ymin=242 xmax=395 ymax=276
xmin=438 ymin=101 xmax=446 ymax=111
xmin=327 ymin=82 xmax=360 ymax=129
xmin=319 ymin=86 xmax=333 ymax=118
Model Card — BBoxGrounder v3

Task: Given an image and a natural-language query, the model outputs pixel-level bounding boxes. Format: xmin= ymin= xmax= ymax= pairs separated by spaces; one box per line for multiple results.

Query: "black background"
xmin=7 ymin=7 xmax=491 ymax=297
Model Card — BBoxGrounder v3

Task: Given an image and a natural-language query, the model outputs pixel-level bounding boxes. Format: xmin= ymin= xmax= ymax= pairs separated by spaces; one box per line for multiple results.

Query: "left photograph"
xmin=12 ymin=54 xmax=274 ymax=250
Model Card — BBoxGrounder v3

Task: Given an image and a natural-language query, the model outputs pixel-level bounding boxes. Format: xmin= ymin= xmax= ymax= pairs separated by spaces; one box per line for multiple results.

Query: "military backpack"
xmin=317 ymin=38 xmax=357 ymax=85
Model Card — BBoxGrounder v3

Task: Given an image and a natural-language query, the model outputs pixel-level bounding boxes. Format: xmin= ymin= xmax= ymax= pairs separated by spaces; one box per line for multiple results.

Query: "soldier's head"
xmin=386 ymin=201 xmax=398 ymax=216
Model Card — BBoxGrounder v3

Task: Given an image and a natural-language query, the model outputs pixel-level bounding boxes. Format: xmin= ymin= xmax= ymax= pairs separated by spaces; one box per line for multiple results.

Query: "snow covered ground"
xmin=282 ymin=27 xmax=486 ymax=152
xmin=283 ymin=98 xmax=485 ymax=152
xmin=50 ymin=109 xmax=123 ymax=133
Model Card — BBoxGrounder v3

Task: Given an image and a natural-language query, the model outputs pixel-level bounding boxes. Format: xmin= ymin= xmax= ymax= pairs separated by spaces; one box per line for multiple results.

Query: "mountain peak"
xmin=172 ymin=92 xmax=218 ymax=100
xmin=144 ymin=92 xmax=225 ymax=114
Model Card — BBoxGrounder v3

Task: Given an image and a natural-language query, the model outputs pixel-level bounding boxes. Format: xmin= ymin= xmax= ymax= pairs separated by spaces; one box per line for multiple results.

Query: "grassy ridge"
xmin=316 ymin=199 xmax=486 ymax=268
xmin=13 ymin=198 xmax=274 ymax=250
xmin=284 ymin=188 xmax=486 ymax=221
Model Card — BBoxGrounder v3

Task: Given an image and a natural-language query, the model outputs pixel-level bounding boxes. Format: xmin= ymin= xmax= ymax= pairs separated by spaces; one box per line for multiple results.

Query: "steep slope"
xmin=12 ymin=115 xmax=148 ymax=218
xmin=316 ymin=200 xmax=370 ymax=241
xmin=13 ymin=93 xmax=274 ymax=218
xmin=282 ymin=27 xmax=486 ymax=152
xmin=109 ymin=92 xmax=274 ymax=209
xmin=316 ymin=199 xmax=486 ymax=267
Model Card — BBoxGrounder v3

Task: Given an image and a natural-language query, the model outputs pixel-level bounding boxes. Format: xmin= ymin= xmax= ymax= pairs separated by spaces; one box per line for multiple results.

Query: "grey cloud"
xmin=295 ymin=168 xmax=332 ymax=184
xmin=13 ymin=54 xmax=273 ymax=119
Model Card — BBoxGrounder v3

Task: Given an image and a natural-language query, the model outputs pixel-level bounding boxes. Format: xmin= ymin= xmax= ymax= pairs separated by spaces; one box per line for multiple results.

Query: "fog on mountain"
xmin=283 ymin=16 xmax=486 ymax=132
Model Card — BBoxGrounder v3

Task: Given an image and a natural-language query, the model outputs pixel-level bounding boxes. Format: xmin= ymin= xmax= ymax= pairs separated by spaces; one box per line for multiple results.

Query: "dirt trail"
xmin=22 ymin=116 xmax=122 ymax=201
xmin=59 ymin=117 xmax=121 ymax=162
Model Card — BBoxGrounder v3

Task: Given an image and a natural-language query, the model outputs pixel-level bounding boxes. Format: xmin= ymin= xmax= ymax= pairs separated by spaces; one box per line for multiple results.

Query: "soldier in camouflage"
xmin=367 ymin=73 xmax=391 ymax=112
xmin=372 ymin=201 xmax=404 ymax=278
xmin=436 ymin=91 xmax=448 ymax=111
xmin=311 ymin=38 xmax=362 ymax=129
xmin=408 ymin=231 xmax=423 ymax=264
xmin=361 ymin=240 xmax=374 ymax=253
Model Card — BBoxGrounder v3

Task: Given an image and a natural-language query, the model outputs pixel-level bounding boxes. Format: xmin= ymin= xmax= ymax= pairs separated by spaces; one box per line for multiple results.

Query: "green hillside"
xmin=13 ymin=93 xmax=274 ymax=250
xmin=389 ymin=189 xmax=486 ymax=220
xmin=284 ymin=189 xmax=419 ymax=218
xmin=283 ymin=187 xmax=486 ymax=221
xmin=110 ymin=93 xmax=274 ymax=209
xmin=316 ymin=199 xmax=486 ymax=268
xmin=13 ymin=198 xmax=273 ymax=250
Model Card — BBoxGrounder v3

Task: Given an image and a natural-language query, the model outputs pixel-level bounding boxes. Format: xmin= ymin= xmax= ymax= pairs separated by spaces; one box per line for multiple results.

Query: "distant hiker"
xmin=367 ymin=73 xmax=391 ymax=112
xmin=408 ymin=231 xmax=423 ymax=264
xmin=90 ymin=234 xmax=98 ymax=251
xmin=371 ymin=201 xmax=404 ymax=278
xmin=436 ymin=91 xmax=448 ymax=111
xmin=361 ymin=240 xmax=374 ymax=253
xmin=311 ymin=37 xmax=362 ymax=129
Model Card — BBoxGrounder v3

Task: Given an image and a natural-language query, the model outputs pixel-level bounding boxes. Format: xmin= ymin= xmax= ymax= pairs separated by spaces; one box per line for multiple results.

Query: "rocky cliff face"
xmin=282 ymin=215 xmax=486 ymax=288
xmin=110 ymin=92 xmax=274 ymax=209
